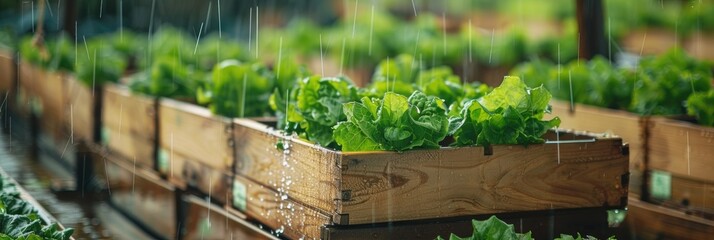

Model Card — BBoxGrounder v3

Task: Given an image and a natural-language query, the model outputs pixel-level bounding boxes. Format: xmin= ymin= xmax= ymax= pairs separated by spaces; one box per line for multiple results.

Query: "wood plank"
xmin=646 ymin=171 xmax=714 ymax=220
xmin=549 ymin=100 xmax=645 ymax=195
xmin=158 ymin=98 xmax=233 ymax=172
xmin=621 ymin=28 xmax=677 ymax=56
xmin=648 ymin=117 xmax=714 ymax=183
xmin=104 ymin=153 xmax=177 ymax=240
xmin=101 ymin=83 xmax=156 ymax=168
xmin=323 ymin=208 xmax=614 ymax=240
xmin=0 ymin=50 xmax=13 ymax=93
xmin=63 ymin=75 xmax=94 ymax=142
xmin=168 ymin=154 xmax=232 ymax=205
xmin=37 ymin=71 xmax=67 ymax=142
xmin=685 ymin=32 xmax=714 ymax=62
xmin=183 ymin=195 xmax=277 ymax=240
xmin=340 ymin=133 xmax=628 ymax=224
xmin=234 ymin=119 xmax=629 ymax=225
xmin=626 ymin=198 xmax=714 ymax=240
xmin=227 ymin=174 xmax=332 ymax=240
xmin=233 ymin=119 xmax=341 ymax=214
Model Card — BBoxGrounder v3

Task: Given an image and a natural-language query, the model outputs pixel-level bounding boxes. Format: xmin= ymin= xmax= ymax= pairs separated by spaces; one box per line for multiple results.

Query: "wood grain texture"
xmin=101 ymin=83 xmax=155 ymax=168
xmin=17 ymin=62 xmax=67 ymax=142
xmin=234 ymin=119 xmax=629 ymax=225
xmin=183 ymin=195 xmax=278 ymax=240
xmin=104 ymin=152 xmax=177 ymax=240
xmin=158 ymin=98 xmax=233 ymax=171
xmin=648 ymin=117 xmax=714 ymax=183
xmin=168 ymin=155 xmax=232 ymax=205
xmin=233 ymin=118 xmax=341 ymax=214
xmin=63 ymin=75 xmax=94 ymax=142
xmin=227 ymin=174 xmax=332 ymax=240
xmin=647 ymin=171 xmax=714 ymax=220
xmin=626 ymin=198 xmax=714 ymax=240
xmin=0 ymin=50 xmax=12 ymax=93
xmin=340 ymin=135 xmax=628 ymax=224
xmin=550 ymin=100 xmax=645 ymax=195
xmin=323 ymin=208 xmax=614 ymax=240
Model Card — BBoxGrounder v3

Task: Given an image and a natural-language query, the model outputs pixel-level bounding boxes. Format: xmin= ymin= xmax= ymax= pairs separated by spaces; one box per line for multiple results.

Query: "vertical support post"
xmin=576 ymin=0 xmax=607 ymax=60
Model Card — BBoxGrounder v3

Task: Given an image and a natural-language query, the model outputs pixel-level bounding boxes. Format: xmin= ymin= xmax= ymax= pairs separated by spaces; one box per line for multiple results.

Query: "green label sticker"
xmin=101 ymin=127 xmax=110 ymax=146
xmin=650 ymin=170 xmax=671 ymax=200
xmin=233 ymin=179 xmax=247 ymax=211
xmin=157 ymin=148 xmax=169 ymax=174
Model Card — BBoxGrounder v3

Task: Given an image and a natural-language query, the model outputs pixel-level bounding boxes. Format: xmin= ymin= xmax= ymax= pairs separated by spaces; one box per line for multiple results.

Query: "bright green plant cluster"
xmin=0 ymin=175 xmax=73 ymax=240
xmin=511 ymin=48 xmax=712 ymax=118
xmin=435 ymin=215 xmax=614 ymax=240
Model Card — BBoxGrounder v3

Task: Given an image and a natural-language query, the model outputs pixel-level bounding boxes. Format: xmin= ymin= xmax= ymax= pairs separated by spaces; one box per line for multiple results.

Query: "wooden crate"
xmin=101 ymin=83 xmax=156 ymax=169
xmin=63 ymin=75 xmax=96 ymax=143
xmin=645 ymin=171 xmax=714 ymax=220
xmin=626 ymin=198 xmax=714 ymax=240
xmin=233 ymin=118 xmax=629 ymax=225
xmin=16 ymin=62 xmax=67 ymax=143
xmin=173 ymin=156 xmax=233 ymax=205
xmin=0 ymin=50 xmax=12 ymax=94
xmin=104 ymin=151 xmax=177 ymax=240
xmin=648 ymin=117 xmax=714 ymax=183
xmin=549 ymin=100 xmax=646 ymax=196
xmin=182 ymin=195 xmax=277 ymax=240
xmin=323 ymin=207 xmax=615 ymax=240
xmin=227 ymin=174 xmax=333 ymax=240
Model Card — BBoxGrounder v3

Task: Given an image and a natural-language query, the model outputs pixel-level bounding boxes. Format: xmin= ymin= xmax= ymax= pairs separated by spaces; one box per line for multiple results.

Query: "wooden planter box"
xmin=101 ymin=83 xmax=156 ymax=169
xmin=645 ymin=171 xmax=714 ymax=221
xmin=104 ymin=151 xmax=177 ymax=240
xmin=549 ymin=100 xmax=646 ymax=196
xmin=182 ymin=195 xmax=277 ymax=240
xmin=63 ymin=75 xmax=97 ymax=143
xmin=0 ymin=50 xmax=12 ymax=94
xmin=16 ymin=62 xmax=68 ymax=150
xmin=227 ymin=174 xmax=332 ymax=239
xmin=648 ymin=117 xmax=714 ymax=183
xmin=626 ymin=198 xmax=714 ymax=240
xmin=158 ymin=98 xmax=233 ymax=204
xmin=233 ymin=118 xmax=629 ymax=226
xmin=227 ymin=174 xmax=617 ymax=240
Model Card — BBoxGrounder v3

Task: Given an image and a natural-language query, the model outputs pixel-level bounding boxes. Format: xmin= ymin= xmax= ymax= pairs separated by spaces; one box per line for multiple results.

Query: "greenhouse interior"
xmin=0 ymin=0 xmax=713 ymax=239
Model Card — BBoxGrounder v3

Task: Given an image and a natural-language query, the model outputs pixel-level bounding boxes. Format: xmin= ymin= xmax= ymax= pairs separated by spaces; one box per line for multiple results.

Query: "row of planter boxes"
xmin=3 ymin=56 xmax=630 ymax=239
xmin=550 ymin=99 xmax=714 ymax=238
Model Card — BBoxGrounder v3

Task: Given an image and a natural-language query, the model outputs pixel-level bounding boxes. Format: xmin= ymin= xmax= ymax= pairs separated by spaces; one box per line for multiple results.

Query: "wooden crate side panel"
xmin=167 ymin=155 xmax=232 ymax=205
xmin=621 ymin=28 xmax=677 ymax=56
xmin=101 ymin=84 xmax=155 ymax=167
xmin=550 ymin=100 xmax=644 ymax=196
xmin=0 ymin=51 xmax=13 ymax=93
xmin=647 ymin=171 xmax=714 ymax=219
xmin=340 ymin=139 xmax=628 ymax=224
xmin=626 ymin=198 xmax=714 ymax=240
xmin=183 ymin=195 xmax=278 ymax=240
xmin=38 ymin=71 xmax=67 ymax=142
xmin=63 ymin=76 xmax=94 ymax=142
xmin=648 ymin=118 xmax=714 ymax=183
xmin=104 ymin=154 xmax=177 ymax=239
xmin=159 ymin=99 xmax=232 ymax=171
xmin=15 ymin=62 xmax=39 ymax=116
xmin=228 ymin=174 xmax=332 ymax=240
xmin=233 ymin=119 xmax=341 ymax=214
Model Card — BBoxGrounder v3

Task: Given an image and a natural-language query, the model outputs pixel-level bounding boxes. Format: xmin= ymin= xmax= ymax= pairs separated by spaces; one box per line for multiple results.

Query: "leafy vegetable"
xmin=281 ymin=76 xmax=359 ymax=148
xmin=19 ymin=34 xmax=74 ymax=72
xmin=75 ymin=40 xmax=127 ymax=87
xmin=0 ymin=175 xmax=73 ymax=240
xmin=687 ymin=90 xmax=714 ymax=127
xmin=435 ymin=216 xmax=533 ymax=240
xmin=449 ymin=76 xmax=560 ymax=147
xmin=335 ymin=91 xmax=449 ymax=151
xmin=129 ymin=55 xmax=203 ymax=99
xmin=199 ymin=60 xmax=274 ymax=118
